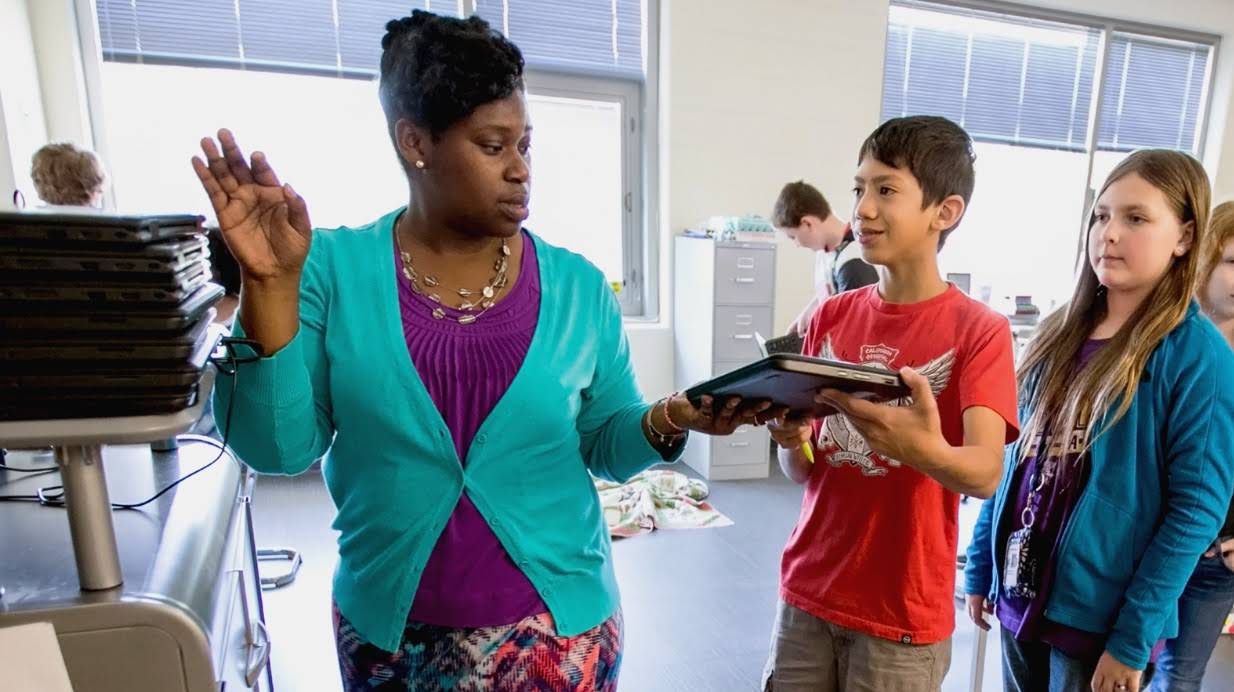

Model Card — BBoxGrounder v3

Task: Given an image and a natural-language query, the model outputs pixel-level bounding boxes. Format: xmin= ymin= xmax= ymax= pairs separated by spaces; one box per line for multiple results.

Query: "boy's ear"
xmin=932 ymin=194 xmax=967 ymax=233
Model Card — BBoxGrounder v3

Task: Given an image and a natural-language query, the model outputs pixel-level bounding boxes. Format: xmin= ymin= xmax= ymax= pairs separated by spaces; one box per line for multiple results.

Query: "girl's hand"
xmin=1204 ymin=538 xmax=1234 ymax=572
xmin=965 ymin=594 xmax=993 ymax=631
xmin=1091 ymin=651 xmax=1141 ymax=692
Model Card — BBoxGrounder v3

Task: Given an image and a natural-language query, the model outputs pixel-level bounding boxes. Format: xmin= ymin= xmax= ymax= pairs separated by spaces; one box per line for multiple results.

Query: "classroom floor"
xmin=251 ymin=458 xmax=1234 ymax=692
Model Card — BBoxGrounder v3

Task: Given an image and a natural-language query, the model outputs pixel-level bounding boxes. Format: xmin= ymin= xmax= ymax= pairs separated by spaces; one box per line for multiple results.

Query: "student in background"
xmin=771 ymin=180 xmax=878 ymax=335
xmin=965 ymin=150 xmax=1234 ymax=692
xmin=764 ymin=116 xmax=1019 ymax=691
xmin=1148 ymin=200 xmax=1234 ymax=692
xmin=30 ymin=143 xmax=107 ymax=208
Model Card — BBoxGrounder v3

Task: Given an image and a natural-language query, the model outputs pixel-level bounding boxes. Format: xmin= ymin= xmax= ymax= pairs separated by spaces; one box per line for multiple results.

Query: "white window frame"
xmin=524 ymin=71 xmax=646 ymax=316
xmin=890 ymin=0 xmax=1221 ymax=240
xmin=490 ymin=0 xmax=659 ymax=319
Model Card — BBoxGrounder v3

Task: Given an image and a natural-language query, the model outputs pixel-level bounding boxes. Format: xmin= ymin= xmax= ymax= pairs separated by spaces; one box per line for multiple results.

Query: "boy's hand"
xmin=818 ymin=367 xmax=945 ymax=465
xmin=769 ymin=416 xmax=814 ymax=449
xmin=965 ymin=594 xmax=993 ymax=631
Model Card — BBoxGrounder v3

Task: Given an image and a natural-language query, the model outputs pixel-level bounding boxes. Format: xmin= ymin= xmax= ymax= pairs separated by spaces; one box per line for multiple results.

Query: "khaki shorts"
xmin=762 ymin=601 xmax=952 ymax=692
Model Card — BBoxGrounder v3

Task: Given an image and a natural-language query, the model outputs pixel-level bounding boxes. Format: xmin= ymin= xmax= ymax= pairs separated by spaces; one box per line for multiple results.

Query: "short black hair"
xmin=858 ymin=116 xmax=976 ymax=246
xmin=772 ymin=181 xmax=831 ymax=228
xmin=378 ymin=10 xmax=524 ymax=143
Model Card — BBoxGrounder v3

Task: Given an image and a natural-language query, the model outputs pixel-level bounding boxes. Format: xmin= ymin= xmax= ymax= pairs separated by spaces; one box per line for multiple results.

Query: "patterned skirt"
xmin=333 ymin=603 xmax=623 ymax=691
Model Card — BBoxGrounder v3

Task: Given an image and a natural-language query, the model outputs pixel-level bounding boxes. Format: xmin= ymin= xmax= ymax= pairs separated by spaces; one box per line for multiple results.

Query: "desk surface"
xmin=0 ymin=440 xmax=242 ymax=615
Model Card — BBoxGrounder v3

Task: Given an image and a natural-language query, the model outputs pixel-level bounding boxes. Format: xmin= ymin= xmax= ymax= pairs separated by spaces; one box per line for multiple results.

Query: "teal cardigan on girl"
xmin=215 ymin=209 xmax=679 ymax=652
xmin=965 ymin=303 xmax=1234 ymax=668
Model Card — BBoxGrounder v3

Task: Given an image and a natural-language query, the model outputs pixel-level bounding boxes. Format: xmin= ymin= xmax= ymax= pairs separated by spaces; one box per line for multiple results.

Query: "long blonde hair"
xmin=1018 ymin=149 xmax=1210 ymax=450
xmin=1199 ymin=201 xmax=1234 ymax=314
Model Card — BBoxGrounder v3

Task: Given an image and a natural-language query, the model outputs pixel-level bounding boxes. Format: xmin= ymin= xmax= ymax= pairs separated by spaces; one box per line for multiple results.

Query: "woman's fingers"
xmin=190 ymin=156 xmax=229 ymax=213
xmin=200 ymin=137 xmax=240 ymax=194
xmin=251 ymin=151 xmax=282 ymax=187
xmin=283 ymin=184 xmax=311 ymax=238
xmin=218 ymin=128 xmax=255 ymax=185
xmin=695 ymin=396 xmax=713 ymax=423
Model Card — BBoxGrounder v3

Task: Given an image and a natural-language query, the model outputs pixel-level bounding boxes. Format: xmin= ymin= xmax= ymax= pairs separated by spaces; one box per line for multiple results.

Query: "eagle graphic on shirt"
xmin=818 ymin=335 xmax=955 ymax=477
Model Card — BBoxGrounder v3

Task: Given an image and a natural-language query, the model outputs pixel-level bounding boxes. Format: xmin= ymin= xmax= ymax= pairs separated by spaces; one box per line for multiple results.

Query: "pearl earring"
xmin=415 ymin=160 xmax=426 ymax=170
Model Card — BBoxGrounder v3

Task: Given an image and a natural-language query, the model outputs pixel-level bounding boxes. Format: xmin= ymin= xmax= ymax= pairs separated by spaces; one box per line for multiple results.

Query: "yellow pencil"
xmin=801 ymin=441 xmax=815 ymax=464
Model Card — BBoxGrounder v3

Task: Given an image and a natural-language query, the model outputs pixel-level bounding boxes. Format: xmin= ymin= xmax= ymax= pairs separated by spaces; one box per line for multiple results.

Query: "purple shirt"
xmin=397 ymin=230 xmax=549 ymax=627
xmin=997 ymin=339 xmax=1106 ymax=659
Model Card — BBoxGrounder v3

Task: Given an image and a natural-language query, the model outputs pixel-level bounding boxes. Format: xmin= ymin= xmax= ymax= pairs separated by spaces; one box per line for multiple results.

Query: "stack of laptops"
xmin=0 ymin=210 xmax=224 ymax=421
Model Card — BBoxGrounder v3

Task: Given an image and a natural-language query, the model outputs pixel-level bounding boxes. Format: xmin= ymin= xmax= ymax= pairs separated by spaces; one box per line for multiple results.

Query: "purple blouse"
xmin=397 ymin=230 xmax=549 ymax=627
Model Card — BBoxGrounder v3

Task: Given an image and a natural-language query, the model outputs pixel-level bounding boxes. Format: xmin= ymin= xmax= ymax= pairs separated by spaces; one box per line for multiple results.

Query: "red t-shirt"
xmin=781 ymin=284 xmax=1019 ymax=645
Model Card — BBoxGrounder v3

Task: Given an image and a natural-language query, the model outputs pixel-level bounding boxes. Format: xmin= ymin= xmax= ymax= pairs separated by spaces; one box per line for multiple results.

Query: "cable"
xmin=0 ymin=451 xmax=59 ymax=486
xmin=114 ymin=435 xmax=234 ymax=510
xmin=30 ymin=435 xmax=235 ymax=510
xmin=0 ymin=454 xmax=58 ymax=498
xmin=0 ymin=336 xmax=261 ymax=509
xmin=0 ymin=462 xmax=59 ymax=474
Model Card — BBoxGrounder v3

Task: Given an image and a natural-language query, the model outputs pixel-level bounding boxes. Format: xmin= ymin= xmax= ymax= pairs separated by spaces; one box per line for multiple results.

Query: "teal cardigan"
xmin=215 ymin=209 xmax=679 ymax=652
xmin=965 ymin=303 xmax=1234 ymax=668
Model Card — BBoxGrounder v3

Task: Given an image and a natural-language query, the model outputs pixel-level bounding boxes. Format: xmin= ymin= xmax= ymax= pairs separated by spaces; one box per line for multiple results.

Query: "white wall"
xmin=631 ymin=0 xmax=891 ymax=396
xmin=664 ymin=0 xmax=890 ymax=337
xmin=0 ymin=97 xmax=15 ymax=209
xmin=0 ymin=0 xmax=97 ymax=209
xmin=26 ymin=0 xmax=93 ymax=149
xmin=0 ymin=0 xmax=49 ymax=208
xmin=26 ymin=0 xmax=93 ymax=148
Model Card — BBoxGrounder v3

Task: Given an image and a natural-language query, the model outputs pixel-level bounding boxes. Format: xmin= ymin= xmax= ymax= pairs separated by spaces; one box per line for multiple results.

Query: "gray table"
xmin=0 ymin=436 xmax=273 ymax=691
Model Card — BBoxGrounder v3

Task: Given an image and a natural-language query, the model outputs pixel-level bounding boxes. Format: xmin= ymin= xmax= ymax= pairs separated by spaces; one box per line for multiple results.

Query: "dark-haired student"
xmin=190 ymin=9 xmax=773 ymax=692
xmin=763 ymin=116 xmax=1019 ymax=691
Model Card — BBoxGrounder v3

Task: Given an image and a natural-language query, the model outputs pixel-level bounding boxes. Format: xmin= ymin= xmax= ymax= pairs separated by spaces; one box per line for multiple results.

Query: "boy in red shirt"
xmin=763 ymin=116 xmax=1020 ymax=691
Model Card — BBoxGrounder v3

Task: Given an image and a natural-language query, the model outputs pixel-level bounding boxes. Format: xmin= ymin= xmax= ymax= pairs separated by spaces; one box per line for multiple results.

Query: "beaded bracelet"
xmin=645 ymin=401 xmax=686 ymax=445
xmin=661 ymin=393 xmax=686 ymax=433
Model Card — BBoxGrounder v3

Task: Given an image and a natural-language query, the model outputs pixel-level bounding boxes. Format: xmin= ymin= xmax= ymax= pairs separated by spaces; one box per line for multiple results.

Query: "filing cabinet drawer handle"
xmin=733 ymin=277 xmax=756 ymax=284
xmin=732 ymin=334 xmax=754 ymax=341
xmin=734 ymin=314 xmax=753 ymax=325
xmin=728 ymin=442 xmax=752 ymax=448
xmin=736 ymin=258 xmax=756 ymax=269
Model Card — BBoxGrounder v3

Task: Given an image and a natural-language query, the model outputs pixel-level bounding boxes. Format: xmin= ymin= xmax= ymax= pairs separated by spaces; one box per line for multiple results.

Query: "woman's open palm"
xmin=191 ymin=129 xmax=311 ymax=283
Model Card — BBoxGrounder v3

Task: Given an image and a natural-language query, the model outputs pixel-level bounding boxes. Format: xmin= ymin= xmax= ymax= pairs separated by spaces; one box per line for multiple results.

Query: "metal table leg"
xmin=55 ymin=445 xmax=123 ymax=591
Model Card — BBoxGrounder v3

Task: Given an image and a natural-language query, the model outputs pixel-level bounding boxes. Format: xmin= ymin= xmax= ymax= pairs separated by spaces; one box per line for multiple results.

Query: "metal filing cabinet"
xmin=673 ymin=236 xmax=777 ymax=480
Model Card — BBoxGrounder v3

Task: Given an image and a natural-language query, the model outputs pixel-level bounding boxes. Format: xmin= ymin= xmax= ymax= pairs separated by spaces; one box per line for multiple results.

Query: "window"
xmin=880 ymin=0 xmax=1215 ymax=313
xmin=93 ymin=0 xmax=653 ymax=315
